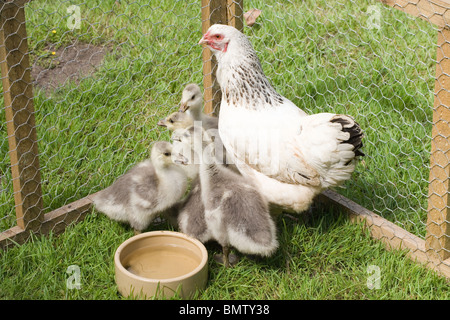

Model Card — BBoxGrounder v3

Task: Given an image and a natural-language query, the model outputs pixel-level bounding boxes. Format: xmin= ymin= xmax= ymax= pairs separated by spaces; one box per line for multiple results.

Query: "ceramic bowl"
xmin=114 ymin=230 xmax=208 ymax=299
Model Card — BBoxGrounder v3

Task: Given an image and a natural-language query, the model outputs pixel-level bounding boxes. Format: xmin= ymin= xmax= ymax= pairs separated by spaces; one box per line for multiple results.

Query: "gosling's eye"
xmin=164 ymin=152 xmax=170 ymax=156
xmin=169 ymin=119 xmax=174 ymax=123
xmin=191 ymin=95 xmax=196 ymax=100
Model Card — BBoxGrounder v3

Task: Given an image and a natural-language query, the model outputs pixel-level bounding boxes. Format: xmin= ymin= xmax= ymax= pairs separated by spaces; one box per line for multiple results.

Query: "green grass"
xmin=1 ymin=204 xmax=449 ymax=300
xmin=1 ymin=0 xmax=449 ymax=299
xmin=245 ymin=0 xmax=436 ymax=237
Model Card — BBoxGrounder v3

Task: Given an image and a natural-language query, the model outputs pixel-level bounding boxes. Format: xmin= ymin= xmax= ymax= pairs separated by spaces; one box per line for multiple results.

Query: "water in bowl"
xmin=123 ymin=245 xmax=201 ymax=279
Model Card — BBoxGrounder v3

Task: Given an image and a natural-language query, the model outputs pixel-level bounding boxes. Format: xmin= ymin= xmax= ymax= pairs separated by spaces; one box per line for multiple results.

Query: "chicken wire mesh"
xmin=264 ymin=2 xmax=436 ymax=239
xmin=212 ymin=0 xmax=437 ymax=240
xmin=0 ymin=0 xmax=447 ymax=258
xmin=0 ymin=0 xmax=204 ymax=233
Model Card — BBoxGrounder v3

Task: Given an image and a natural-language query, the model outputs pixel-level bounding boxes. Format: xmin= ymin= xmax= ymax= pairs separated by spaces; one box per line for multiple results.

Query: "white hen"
xmin=177 ymin=126 xmax=278 ymax=267
xmin=199 ymin=24 xmax=364 ymax=212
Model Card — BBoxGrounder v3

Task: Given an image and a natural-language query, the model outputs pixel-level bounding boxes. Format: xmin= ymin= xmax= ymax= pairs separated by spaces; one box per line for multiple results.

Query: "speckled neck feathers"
xmin=215 ymin=35 xmax=284 ymax=110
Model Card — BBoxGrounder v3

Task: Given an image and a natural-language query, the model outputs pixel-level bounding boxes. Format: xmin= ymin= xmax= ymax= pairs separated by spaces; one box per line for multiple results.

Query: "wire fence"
xmin=0 ymin=0 xmax=449 ymax=276
xmin=1 ymin=0 xmax=204 ymax=238
xmin=243 ymin=1 xmax=436 ymax=239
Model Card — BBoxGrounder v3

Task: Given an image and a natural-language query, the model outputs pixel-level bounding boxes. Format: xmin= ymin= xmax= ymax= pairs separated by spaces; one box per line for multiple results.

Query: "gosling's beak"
xmin=157 ymin=119 xmax=166 ymax=127
xmin=173 ymin=153 xmax=189 ymax=165
xmin=171 ymin=131 xmax=181 ymax=142
xmin=179 ymin=102 xmax=189 ymax=112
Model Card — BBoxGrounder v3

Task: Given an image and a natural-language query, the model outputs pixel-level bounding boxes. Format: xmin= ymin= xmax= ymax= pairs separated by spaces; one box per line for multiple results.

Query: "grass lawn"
xmin=0 ymin=0 xmax=449 ymax=299
xmin=1 ymin=204 xmax=449 ymax=300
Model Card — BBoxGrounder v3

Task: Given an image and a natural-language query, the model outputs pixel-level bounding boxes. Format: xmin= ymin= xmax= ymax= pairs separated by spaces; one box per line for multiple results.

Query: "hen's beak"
xmin=179 ymin=102 xmax=189 ymax=112
xmin=198 ymin=35 xmax=208 ymax=45
xmin=157 ymin=119 xmax=166 ymax=127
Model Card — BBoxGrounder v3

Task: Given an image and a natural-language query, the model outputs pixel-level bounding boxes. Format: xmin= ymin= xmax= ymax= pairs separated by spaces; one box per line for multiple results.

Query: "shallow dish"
xmin=114 ymin=230 xmax=208 ymax=299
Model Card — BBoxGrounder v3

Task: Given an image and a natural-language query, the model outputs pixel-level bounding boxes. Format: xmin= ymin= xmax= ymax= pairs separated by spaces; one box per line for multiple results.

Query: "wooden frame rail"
xmin=379 ymin=0 xmax=450 ymax=265
xmin=319 ymin=190 xmax=450 ymax=278
xmin=0 ymin=0 xmax=449 ymax=280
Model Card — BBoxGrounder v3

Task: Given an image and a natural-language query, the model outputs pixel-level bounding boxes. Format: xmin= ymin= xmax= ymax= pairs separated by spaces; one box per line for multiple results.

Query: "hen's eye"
xmin=214 ymin=34 xmax=222 ymax=40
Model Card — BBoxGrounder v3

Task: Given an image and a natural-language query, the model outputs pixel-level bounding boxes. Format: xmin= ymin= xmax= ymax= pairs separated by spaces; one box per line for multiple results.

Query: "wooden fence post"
xmin=0 ymin=1 xmax=43 ymax=232
xmin=200 ymin=0 xmax=243 ymax=116
xmin=426 ymin=27 xmax=450 ymax=261
xmin=227 ymin=0 xmax=244 ymax=32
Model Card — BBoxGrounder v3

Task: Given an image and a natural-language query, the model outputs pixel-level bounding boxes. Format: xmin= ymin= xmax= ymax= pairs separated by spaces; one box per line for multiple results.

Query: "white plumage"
xmin=176 ymin=126 xmax=278 ymax=267
xmin=199 ymin=24 xmax=364 ymax=213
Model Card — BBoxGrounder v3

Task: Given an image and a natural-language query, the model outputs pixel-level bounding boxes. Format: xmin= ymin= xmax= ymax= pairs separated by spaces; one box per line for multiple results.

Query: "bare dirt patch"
xmin=32 ymin=42 xmax=108 ymax=92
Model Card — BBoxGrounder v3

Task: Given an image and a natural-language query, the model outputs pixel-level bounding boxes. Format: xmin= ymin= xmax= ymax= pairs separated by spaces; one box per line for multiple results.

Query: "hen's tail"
xmin=330 ymin=115 xmax=365 ymax=160
xmin=286 ymin=113 xmax=364 ymax=189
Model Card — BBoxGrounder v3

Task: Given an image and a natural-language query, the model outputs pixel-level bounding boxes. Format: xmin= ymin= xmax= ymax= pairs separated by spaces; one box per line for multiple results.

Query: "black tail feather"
xmin=330 ymin=116 xmax=365 ymax=158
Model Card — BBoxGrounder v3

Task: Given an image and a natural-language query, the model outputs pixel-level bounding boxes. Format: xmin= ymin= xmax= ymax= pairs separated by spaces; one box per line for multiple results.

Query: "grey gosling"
xmin=157 ymin=110 xmax=199 ymax=179
xmin=93 ymin=141 xmax=188 ymax=234
xmin=178 ymin=83 xmax=233 ymax=167
xmin=178 ymin=83 xmax=218 ymax=130
xmin=176 ymin=126 xmax=279 ymax=267
xmin=157 ymin=111 xmax=194 ymax=132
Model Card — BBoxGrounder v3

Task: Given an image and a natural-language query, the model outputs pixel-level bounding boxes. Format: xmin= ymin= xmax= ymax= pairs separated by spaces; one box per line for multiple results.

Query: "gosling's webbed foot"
xmin=214 ymin=246 xmax=239 ymax=267
xmin=213 ymin=253 xmax=239 ymax=267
